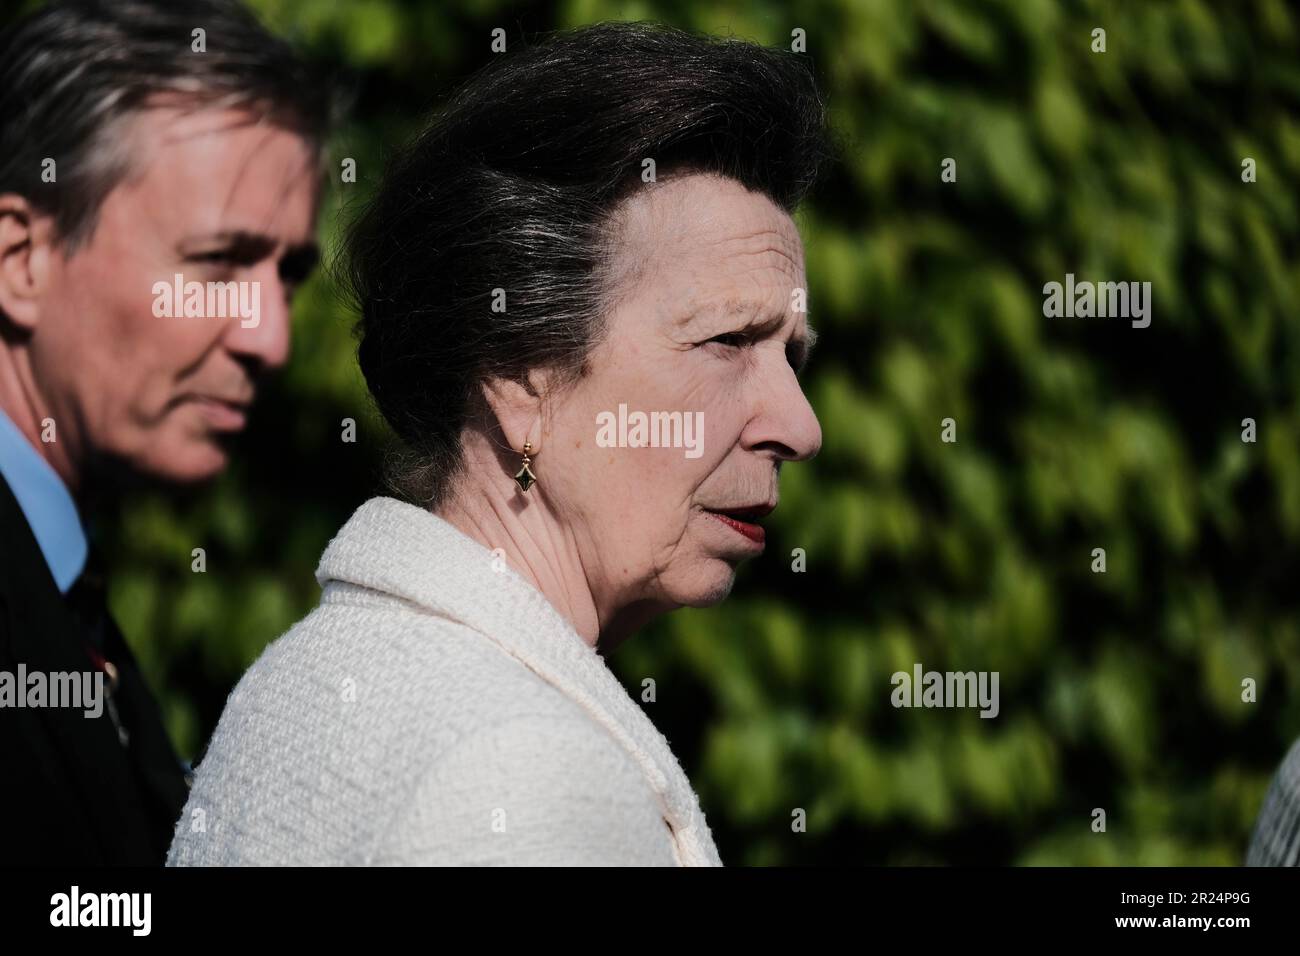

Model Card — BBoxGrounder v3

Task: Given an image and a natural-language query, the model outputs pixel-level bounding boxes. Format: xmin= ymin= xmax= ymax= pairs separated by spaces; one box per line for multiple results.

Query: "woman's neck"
xmin=437 ymin=467 xmax=604 ymax=649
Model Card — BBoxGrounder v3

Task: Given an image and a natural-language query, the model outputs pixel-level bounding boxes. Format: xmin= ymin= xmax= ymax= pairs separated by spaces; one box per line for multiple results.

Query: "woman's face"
xmin=540 ymin=172 xmax=822 ymax=615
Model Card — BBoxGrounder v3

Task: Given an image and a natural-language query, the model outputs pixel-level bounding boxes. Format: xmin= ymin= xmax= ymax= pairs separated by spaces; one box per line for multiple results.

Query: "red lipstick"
xmin=704 ymin=509 xmax=768 ymax=545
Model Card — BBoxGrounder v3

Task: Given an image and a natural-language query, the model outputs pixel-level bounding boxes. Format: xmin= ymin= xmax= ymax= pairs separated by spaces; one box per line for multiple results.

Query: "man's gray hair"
xmin=0 ymin=0 xmax=330 ymax=251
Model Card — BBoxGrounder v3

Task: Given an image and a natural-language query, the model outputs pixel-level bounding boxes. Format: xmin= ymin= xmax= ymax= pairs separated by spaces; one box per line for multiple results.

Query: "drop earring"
xmin=514 ymin=441 xmax=537 ymax=492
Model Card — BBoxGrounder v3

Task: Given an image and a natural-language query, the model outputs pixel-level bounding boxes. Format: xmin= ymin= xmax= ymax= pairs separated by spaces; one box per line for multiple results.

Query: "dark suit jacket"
xmin=0 ymin=475 xmax=189 ymax=864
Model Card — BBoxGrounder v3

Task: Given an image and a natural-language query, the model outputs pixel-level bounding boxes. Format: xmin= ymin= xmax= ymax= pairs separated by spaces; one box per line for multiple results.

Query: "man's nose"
xmin=222 ymin=262 xmax=292 ymax=372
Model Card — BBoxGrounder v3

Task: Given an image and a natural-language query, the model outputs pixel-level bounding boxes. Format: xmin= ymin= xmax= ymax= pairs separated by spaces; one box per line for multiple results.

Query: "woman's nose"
xmin=743 ymin=352 xmax=822 ymax=462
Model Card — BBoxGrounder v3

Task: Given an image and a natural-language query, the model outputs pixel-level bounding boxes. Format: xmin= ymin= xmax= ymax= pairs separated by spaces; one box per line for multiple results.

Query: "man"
xmin=0 ymin=0 xmax=326 ymax=864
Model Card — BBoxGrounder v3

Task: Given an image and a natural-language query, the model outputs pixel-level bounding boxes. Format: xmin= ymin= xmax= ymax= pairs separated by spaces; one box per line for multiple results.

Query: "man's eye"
xmin=192 ymin=250 xmax=237 ymax=264
xmin=279 ymin=252 xmax=319 ymax=287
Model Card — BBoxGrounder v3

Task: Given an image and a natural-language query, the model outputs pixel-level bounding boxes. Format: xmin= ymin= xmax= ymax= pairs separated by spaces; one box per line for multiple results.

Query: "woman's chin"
xmin=672 ymin=564 xmax=738 ymax=608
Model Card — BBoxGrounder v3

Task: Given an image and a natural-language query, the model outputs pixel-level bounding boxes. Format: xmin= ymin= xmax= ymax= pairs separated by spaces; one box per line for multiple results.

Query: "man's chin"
xmin=160 ymin=441 xmax=230 ymax=484
xmin=110 ymin=438 xmax=231 ymax=489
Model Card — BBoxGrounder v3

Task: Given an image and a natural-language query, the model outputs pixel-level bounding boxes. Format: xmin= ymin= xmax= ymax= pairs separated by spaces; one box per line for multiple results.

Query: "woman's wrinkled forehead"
xmin=600 ymin=172 xmax=805 ymax=317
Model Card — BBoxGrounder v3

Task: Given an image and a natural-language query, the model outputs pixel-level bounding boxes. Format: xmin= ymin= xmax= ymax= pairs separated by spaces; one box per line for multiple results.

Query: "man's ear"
xmin=0 ymin=194 xmax=54 ymax=331
xmin=481 ymin=369 xmax=549 ymax=454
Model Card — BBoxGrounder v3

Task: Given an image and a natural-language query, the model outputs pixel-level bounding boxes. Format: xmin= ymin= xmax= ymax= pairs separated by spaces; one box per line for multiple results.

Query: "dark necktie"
xmin=64 ymin=545 xmax=129 ymax=746
xmin=60 ymin=542 xmax=192 ymax=860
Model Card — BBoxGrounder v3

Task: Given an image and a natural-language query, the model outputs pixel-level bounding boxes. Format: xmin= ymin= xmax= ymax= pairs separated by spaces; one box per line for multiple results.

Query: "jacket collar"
xmin=315 ymin=496 xmax=722 ymax=866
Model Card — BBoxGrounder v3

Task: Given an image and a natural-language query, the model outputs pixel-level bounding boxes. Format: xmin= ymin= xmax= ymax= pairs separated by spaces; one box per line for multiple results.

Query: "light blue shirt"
xmin=0 ymin=408 xmax=87 ymax=593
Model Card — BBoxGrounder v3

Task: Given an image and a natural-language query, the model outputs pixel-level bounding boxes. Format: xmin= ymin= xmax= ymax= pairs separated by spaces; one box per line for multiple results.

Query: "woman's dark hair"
xmin=344 ymin=21 xmax=834 ymax=507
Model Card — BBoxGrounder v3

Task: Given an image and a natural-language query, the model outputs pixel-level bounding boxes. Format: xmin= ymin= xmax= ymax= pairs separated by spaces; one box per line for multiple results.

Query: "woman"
xmin=168 ymin=20 xmax=831 ymax=866
xmin=1247 ymin=738 xmax=1300 ymax=866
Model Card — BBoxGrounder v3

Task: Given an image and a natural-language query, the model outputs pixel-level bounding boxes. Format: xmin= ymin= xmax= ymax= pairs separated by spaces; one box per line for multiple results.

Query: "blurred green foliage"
xmin=8 ymin=0 xmax=1298 ymax=865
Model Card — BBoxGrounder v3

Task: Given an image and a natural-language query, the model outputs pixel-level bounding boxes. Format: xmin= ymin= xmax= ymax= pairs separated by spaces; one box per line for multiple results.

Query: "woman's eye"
xmin=706 ymin=332 xmax=750 ymax=348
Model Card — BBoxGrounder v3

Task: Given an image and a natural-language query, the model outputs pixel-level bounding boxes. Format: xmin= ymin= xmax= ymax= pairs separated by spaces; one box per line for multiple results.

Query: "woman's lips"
xmin=705 ymin=510 xmax=766 ymax=546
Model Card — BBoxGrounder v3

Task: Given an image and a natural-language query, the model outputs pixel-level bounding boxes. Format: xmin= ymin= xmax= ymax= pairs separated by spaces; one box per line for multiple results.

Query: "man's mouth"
xmin=191 ymin=396 xmax=250 ymax=431
xmin=702 ymin=503 xmax=774 ymax=546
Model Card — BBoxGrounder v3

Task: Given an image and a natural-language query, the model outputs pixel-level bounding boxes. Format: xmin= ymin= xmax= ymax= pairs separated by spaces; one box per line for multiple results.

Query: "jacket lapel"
xmin=316 ymin=496 xmax=723 ymax=866
xmin=0 ymin=475 xmax=169 ymax=863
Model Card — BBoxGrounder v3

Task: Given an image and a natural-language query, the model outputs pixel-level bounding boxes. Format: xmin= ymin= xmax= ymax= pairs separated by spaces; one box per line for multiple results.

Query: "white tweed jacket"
xmin=166 ymin=496 xmax=723 ymax=866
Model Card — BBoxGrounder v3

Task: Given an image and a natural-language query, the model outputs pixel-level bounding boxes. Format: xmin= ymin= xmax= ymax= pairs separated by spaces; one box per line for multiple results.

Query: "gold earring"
xmin=514 ymin=441 xmax=537 ymax=492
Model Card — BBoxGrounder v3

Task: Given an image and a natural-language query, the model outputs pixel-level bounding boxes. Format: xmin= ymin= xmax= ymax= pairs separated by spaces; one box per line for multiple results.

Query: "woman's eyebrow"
xmin=678 ymin=297 xmax=818 ymax=366
xmin=678 ymin=296 xmax=792 ymax=331
xmin=676 ymin=296 xmax=760 ymax=328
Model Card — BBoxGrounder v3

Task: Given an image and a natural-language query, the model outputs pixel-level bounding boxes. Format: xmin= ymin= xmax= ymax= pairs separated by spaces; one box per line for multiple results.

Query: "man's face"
xmin=26 ymin=105 xmax=320 ymax=483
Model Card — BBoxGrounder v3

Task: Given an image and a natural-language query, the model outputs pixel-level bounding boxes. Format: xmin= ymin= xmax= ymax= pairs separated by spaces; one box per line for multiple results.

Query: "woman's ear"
xmin=0 ymin=195 xmax=54 ymax=331
xmin=480 ymin=369 xmax=549 ymax=453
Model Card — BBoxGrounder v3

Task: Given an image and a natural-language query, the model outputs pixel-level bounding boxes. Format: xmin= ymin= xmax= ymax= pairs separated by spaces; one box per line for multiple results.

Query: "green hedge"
xmin=8 ymin=0 xmax=1295 ymax=865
